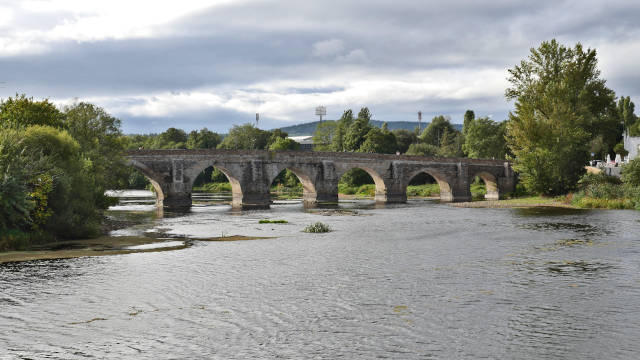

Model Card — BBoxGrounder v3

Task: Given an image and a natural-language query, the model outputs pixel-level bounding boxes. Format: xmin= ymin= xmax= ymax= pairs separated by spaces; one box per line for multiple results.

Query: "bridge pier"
xmin=161 ymin=181 xmax=193 ymax=210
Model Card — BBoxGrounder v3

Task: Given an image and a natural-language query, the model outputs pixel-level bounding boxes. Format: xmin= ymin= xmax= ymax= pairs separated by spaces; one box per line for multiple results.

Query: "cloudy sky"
xmin=1 ymin=0 xmax=639 ymax=133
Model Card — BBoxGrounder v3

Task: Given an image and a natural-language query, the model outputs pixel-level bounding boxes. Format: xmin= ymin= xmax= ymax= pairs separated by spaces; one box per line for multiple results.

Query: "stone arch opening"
xmin=189 ymin=164 xmax=243 ymax=208
xmin=129 ymin=160 xmax=165 ymax=207
xmin=338 ymin=167 xmax=386 ymax=201
xmin=268 ymin=167 xmax=317 ymax=205
xmin=406 ymin=169 xmax=453 ymax=201
xmin=472 ymin=171 xmax=499 ymax=200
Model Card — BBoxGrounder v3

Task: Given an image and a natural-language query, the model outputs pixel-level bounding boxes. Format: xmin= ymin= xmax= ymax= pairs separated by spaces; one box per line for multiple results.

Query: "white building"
xmin=288 ymin=136 xmax=314 ymax=151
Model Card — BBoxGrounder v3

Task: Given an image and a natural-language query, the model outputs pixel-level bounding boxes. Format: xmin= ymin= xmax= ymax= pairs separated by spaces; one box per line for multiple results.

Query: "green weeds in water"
xmin=303 ymin=222 xmax=331 ymax=233
xmin=259 ymin=219 xmax=288 ymax=224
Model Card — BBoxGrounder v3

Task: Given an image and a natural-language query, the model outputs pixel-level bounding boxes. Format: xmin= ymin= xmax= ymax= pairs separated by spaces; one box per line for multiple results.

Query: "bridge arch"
xmin=188 ymin=162 xmax=244 ymax=208
xmin=470 ymin=171 xmax=500 ymax=200
xmin=336 ymin=166 xmax=387 ymax=202
xmin=405 ymin=168 xmax=454 ymax=201
xmin=267 ymin=165 xmax=317 ymax=205
xmin=129 ymin=160 xmax=166 ymax=207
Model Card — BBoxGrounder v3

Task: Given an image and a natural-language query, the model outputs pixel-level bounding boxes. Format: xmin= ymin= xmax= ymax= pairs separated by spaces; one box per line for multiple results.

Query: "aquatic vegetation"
xmin=259 ymin=219 xmax=288 ymax=224
xmin=303 ymin=222 xmax=331 ymax=233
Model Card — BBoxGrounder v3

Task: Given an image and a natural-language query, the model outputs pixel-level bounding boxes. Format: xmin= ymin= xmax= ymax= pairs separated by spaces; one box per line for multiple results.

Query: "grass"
xmin=259 ymin=219 xmax=288 ymax=224
xmin=303 ymin=222 xmax=331 ymax=233
xmin=407 ymin=184 xmax=440 ymax=197
xmin=193 ymin=182 xmax=232 ymax=192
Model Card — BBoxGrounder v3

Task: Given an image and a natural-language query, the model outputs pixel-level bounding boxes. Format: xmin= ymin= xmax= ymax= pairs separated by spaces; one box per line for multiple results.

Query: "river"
xmin=1 ymin=191 xmax=640 ymax=359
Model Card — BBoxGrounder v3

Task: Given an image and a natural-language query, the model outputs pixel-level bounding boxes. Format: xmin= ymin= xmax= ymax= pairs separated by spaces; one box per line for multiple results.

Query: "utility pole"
xmin=255 ymin=113 xmax=259 ymax=127
xmin=418 ymin=111 xmax=422 ymax=132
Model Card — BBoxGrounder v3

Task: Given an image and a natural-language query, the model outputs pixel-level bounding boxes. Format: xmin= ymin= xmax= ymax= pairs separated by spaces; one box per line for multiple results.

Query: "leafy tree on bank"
xmin=462 ymin=117 xmax=507 ymax=159
xmin=505 ymin=39 xmax=618 ymax=195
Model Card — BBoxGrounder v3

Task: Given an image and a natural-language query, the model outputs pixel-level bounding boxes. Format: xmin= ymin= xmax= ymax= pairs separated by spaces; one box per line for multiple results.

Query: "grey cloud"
xmin=2 ymin=0 xmax=640 ymax=133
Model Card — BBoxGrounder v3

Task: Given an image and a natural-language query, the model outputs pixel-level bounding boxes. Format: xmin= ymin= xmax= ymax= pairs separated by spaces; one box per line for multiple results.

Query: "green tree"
xmin=420 ymin=115 xmax=457 ymax=146
xmin=618 ymin=96 xmax=639 ymax=136
xmin=505 ymin=39 xmax=617 ymax=195
xmin=406 ymin=143 xmax=439 ymax=156
xmin=186 ymin=128 xmax=221 ymax=149
xmin=462 ymin=110 xmax=475 ymax=135
xmin=613 ymin=143 xmax=628 ymax=157
xmin=218 ymin=123 xmax=271 ymax=150
xmin=63 ymin=102 xmax=128 ymax=190
xmin=621 ymin=158 xmax=640 ymax=186
xmin=359 ymin=123 xmax=397 ymax=154
xmin=22 ymin=125 xmax=102 ymax=237
xmin=331 ymin=110 xmax=354 ymax=151
xmin=269 ymin=137 xmax=300 ymax=151
xmin=392 ymin=129 xmax=417 ymax=154
xmin=437 ymin=128 xmax=464 ymax=157
xmin=154 ymin=127 xmax=188 ymax=149
xmin=312 ymin=121 xmax=336 ymax=151
xmin=0 ymin=128 xmax=33 ymax=232
xmin=462 ymin=117 xmax=507 ymax=159
xmin=344 ymin=108 xmax=372 ymax=151
xmin=0 ymin=94 xmax=64 ymax=129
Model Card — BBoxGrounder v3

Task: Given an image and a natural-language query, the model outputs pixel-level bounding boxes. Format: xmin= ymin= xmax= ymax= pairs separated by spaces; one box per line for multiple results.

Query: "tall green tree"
xmin=462 ymin=110 xmax=475 ymax=136
xmin=312 ymin=121 xmax=336 ymax=151
xmin=618 ymin=96 xmax=639 ymax=136
xmin=505 ymin=39 xmax=616 ymax=195
xmin=343 ymin=108 xmax=372 ymax=151
xmin=462 ymin=117 xmax=507 ymax=159
xmin=331 ymin=110 xmax=354 ymax=151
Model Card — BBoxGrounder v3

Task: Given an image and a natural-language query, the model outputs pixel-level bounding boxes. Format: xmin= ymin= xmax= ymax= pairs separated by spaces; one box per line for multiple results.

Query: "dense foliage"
xmin=0 ymin=96 xmax=126 ymax=250
xmin=505 ymin=39 xmax=620 ymax=195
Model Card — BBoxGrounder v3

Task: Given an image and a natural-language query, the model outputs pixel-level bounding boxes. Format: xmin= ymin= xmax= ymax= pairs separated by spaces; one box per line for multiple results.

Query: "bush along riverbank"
xmin=569 ymin=168 xmax=640 ymax=210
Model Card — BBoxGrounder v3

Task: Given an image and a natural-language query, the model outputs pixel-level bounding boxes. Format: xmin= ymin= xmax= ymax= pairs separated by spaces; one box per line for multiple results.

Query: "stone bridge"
xmin=126 ymin=149 xmax=515 ymax=210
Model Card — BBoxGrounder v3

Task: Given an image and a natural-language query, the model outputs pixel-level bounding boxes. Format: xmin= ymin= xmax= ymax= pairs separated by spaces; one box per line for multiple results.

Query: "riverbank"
xmin=450 ymin=196 xmax=577 ymax=209
xmin=0 ymin=234 xmax=272 ymax=264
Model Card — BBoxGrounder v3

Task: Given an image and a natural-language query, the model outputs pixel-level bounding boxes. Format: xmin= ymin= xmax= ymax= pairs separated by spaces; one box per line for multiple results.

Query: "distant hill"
xmin=276 ymin=120 xmax=462 ymax=136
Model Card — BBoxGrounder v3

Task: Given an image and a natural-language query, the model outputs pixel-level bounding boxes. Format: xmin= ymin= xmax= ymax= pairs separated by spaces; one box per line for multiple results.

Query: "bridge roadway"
xmin=126 ymin=149 xmax=515 ymax=210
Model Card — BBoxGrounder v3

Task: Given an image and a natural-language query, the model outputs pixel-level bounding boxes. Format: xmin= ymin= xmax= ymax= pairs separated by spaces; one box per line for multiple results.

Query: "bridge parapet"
xmin=125 ymin=149 xmax=514 ymax=210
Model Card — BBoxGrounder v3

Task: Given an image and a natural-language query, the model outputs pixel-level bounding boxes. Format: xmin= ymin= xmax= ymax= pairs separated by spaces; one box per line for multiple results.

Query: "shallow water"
xmin=1 ymin=191 xmax=640 ymax=359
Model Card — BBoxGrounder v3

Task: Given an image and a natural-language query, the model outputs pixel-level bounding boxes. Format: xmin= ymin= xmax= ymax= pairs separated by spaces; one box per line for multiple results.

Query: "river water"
xmin=1 ymin=191 xmax=640 ymax=359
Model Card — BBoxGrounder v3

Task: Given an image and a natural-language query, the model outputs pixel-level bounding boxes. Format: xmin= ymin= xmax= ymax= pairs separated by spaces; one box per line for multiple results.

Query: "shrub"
xmin=259 ymin=219 xmax=288 ymax=224
xmin=622 ymin=159 xmax=640 ymax=186
xmin=303 ymin=222 xmax=331 ymax=233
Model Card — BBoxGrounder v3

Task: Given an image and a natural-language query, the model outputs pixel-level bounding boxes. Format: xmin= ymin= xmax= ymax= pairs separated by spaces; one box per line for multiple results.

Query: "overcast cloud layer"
xmin=1 ymin=0 xmax=639 ymax=133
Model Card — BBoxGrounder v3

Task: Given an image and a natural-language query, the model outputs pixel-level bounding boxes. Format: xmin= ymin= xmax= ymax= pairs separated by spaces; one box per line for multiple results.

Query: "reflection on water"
xmin=2 ymin=191 xmax=640 ymax=359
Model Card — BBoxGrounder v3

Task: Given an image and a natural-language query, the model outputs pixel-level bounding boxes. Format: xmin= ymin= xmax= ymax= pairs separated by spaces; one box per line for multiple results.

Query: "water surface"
xmin=1 ymin=191 xmax=639 ymax=359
